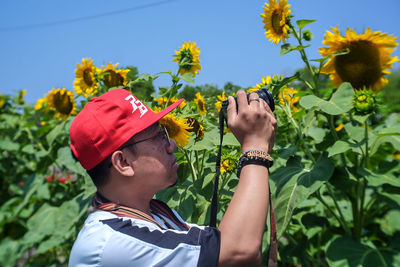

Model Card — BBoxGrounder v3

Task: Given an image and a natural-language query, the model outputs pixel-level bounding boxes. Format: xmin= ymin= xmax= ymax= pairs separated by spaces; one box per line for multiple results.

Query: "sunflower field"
xmin=1 ymin=0 xmax=400 ymax=266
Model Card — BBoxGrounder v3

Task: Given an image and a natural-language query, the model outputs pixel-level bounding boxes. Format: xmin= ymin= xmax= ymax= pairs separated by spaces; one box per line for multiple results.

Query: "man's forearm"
xmin=218 ymin=164 xmax=270 ymax=266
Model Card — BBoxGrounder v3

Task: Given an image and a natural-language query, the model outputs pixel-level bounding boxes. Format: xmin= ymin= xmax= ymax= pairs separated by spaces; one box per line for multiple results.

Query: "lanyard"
xmin=92 ymin=193 xmax=190 ymax=231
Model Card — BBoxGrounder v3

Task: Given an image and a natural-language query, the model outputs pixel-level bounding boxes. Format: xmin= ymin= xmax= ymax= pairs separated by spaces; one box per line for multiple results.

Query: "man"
xmin=69 ymin=88 xmax=276 ymax=266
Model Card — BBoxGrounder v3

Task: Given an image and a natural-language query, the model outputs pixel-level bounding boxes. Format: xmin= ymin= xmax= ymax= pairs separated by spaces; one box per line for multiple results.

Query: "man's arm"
xmin=218 ymin=90 xmax=277 ymax=267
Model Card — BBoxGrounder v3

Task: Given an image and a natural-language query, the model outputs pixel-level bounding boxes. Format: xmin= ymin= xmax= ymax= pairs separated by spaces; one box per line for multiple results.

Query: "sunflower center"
xmin=83 ymin=69 xmax=94 ymax=86
xmin=180 ymin=49 xmax=193 ymax=70
xmin=271 ymin=12 xmax=283 ymax=34
xmin=53 ymin=92 xmax=73 ymax=115
xmin=334 ymin=40 xmax=381 ymax=89
xmin=197 ymin=100 xmax=206 ymax=112
xmin=104 ymin=70 xmax=124 ymax=88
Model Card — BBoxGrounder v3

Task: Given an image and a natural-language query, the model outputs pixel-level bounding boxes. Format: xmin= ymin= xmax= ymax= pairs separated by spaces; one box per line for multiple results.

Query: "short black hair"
xmin=70 ymin=149 xmax=111 ymax=188
xmin=70 ymin=142 xmax=138 ymax=188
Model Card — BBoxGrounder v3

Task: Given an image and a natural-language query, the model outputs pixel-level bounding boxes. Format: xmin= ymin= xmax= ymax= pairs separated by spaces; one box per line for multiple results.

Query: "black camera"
xmin=221 ymin=88 xmax=275 ymax=116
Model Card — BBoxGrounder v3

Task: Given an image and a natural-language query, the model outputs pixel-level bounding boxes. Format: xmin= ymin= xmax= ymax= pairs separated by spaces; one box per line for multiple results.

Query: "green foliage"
xmin=379 ymin=69 xmax=400 ymax=115
xmin=1 ymin=8 xmax=400 ymax=267
xmin=125 ymin=66 xmax=155 ymax=101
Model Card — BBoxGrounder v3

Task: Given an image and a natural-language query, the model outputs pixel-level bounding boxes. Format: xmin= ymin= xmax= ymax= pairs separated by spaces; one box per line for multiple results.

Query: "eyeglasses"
xmin=119 ymin=125 xmax=170 ymax=150
xmin=108 ymin=125 xmax=170 ymax=168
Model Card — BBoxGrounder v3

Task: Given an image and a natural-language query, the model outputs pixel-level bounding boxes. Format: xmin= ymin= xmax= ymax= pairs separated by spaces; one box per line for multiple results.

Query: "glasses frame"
xmin=108 ymin=125 xmax=170 ymax=169
xmin=119 ymin=125 xmax=170 ymax=150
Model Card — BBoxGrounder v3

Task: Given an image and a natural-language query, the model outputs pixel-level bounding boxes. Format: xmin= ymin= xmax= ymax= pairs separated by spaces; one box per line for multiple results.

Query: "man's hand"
xmin=226 ymin=90 xmax=277 ymax=153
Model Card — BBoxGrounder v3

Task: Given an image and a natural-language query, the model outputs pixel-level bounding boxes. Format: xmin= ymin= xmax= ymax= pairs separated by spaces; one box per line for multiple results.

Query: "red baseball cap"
xmin=70 ymin=88 xmax=184 ymax=170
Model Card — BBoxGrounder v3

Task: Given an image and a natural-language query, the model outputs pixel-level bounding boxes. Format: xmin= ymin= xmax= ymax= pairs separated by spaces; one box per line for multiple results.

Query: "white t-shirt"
xmin=69 ymin=209 xmax=220 ymax=267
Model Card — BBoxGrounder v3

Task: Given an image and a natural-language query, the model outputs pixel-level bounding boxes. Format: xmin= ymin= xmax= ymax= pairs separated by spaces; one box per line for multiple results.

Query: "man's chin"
xmin=168 ymin=180 xmax=177 ymax=188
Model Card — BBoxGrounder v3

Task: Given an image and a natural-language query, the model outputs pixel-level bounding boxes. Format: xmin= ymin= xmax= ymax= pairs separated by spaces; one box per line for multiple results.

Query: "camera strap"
xmin=210 ymin=109 xmax=278 ymax=267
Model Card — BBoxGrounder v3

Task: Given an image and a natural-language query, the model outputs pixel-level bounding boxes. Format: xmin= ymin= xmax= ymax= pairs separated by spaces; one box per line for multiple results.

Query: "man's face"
xmin=127 ymin=124 xmax=179 ymax=191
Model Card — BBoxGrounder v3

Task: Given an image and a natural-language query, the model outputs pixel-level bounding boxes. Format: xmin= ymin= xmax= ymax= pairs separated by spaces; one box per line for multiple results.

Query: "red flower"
xmin=45 ymin=176 xmax=53 ymax=182
xmin=59 ymin=177 xmax=67 ymax=183
xmin=18 ymin=181 xmax=25 ymax=186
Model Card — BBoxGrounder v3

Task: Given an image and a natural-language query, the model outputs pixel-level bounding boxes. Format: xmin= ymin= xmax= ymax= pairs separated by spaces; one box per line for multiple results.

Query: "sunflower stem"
xmin=183 ymin=149 xmax=198 ymax=182
xmin=199 ymin=150 xmax=206 ymax=178
xmin=364 ymin=120 xmax=369 ymax=168
xmin=355 ymin=121 xmax=370 ymax=238
xmin=291 ymin=25 xmax=317 ymax=93
xmin=195 ymin=151 xmax=201 ymax=178
xmin=316 ymin=187 xmax=351 ymax=235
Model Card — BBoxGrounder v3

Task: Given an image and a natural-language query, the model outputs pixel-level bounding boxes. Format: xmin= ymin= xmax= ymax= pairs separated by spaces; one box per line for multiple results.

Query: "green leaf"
xmin=201 ymin=172 xmax=215 ymax=189
xmin=358 ymin=168 xmax=400 ymax=188
xmin=379 ymin=210 xmax=400 ymax=236
xmin=344 ymin=123 xmax=365 ymax=143
xmin=296 ymin=19 xmax=316 ymax=29
xmin=311 ymin=48 xmax=350 ymax=63
xmin=36 ymin=198 xmax=80 ymax=253
xmin=21 ymin=144 xmax=36 ymax=154
xmin=22 ymin=204 xmax=58 ymax=245
xmin=327 ymin=236 xmax=396 ymax=267
xmin=306 ymin=126 xmax=326 ymax=143
xmin=46 ymin=120 xmax=66 ymax=147
xmin=57 ymin=146 xmax=86 ymax=176
xmin=271 ymin=153 xmax=334 ymax=237
xmin=0 ymin=136 xmax=19 ymax=151
xmin=271 ymin=72 xmax=300 ymax=98
xmin=352 ymin=114 xmax=370 ymax=124
xmin=180 ymin=72 xmax=195 ymax=83
xmin=327 ymin=140 xmax=363 ymax=157
xmin=277 ymin=144 xmax=297 ymax=159
xmin=280 ymin=44 xmax=311 ymax=56
xmin=300 ymin=82 xmax=354 ymax=115
xmin=0 ymin=238 xmax=20 ymax=267
xmin=370 ymin=127 xmax=400 ymax=155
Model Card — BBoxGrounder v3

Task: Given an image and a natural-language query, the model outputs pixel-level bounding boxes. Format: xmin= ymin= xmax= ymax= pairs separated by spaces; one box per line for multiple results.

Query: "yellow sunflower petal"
xmin=159 ymin=113 xmax=192 ymax=147
xmin=74 ymin=58 xmax=99 ymax=98
xmin=194 ymin=92 xmax=207 ymax=116
xmin=260 ymin=0 xmax=292 ymax=44
xmin=173 ymin=41 xmax=201 ymax=77
xmin=46 ymin=88 xmax=77 ymax=120
xmin=319 ymin=27 xmax=399 ymax=91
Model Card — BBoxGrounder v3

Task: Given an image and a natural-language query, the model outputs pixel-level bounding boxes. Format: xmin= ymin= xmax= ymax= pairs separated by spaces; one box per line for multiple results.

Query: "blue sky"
xmin=1 ymin=0 xmax=399 ymax=104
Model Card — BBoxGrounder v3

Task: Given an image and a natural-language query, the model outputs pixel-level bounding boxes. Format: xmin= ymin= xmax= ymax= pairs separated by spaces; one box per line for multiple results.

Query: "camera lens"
xmin=221 ymin=88 xmax=275 ymax=114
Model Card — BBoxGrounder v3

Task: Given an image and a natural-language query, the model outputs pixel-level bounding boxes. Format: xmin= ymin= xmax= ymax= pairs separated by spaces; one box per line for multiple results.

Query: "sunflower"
xmin=99 ymin=63 xmax=130 ymax=89
xmin=158 ymin=112 xmax=192 ymax=147
xmin=34 ymin=97 xmax=47 ymax=111
xmin=261 ymin=0 xmax=292 ymax=44
xmin=194 ymin=92 xmax=207 ymax=116
xmin=17 ymin=89 xmax=27 ymax=104
xmin=215 ymin=92 xmax=228 ymax=112
xmin=0 ymin=93 xmax=5 ymax=109
xmin=74 ymin=58 xmax=99 ymax=98
xmin=154 ymin=96 xmax=186 ymax=109
xmin=248 ymin=75 xmax=273 ymax=93
xmin=186 ymin=117 xmax=204 ymax=139
xmin=173 ymin=41 xmax=201 ymax=77
xmin=319 ymin=27 xmax=399 ymax=92
xmin=221 ymin=155 xmax=237 ymax=174
xmin=352 ymin=88 xmax=376 ymax=114
xmin=279 ymin=87 xmax=300 ymax=113
xmin=46 ymin=88 xmax=77 ymax=120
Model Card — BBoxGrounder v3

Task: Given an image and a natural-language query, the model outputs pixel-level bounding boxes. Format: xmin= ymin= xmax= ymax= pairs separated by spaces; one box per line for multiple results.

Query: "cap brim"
xmin=135 ymin=98 xmax=185 ymax=133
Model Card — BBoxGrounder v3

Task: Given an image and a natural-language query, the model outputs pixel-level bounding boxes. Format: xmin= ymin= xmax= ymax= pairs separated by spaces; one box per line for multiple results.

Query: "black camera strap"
xmin=210 ymin=109 xmax=278 ymax=267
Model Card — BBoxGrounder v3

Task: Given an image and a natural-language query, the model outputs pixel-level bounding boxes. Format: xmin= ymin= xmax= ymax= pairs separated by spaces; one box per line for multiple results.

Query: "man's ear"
xmin=110 ymin=150 xmax=135 ymax=177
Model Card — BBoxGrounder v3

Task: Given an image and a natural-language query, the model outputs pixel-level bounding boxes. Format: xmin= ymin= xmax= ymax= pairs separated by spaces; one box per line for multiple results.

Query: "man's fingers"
xmin=226 ymin=96 xmax=237 ymax=123
xmin=236 ymin=90 xmax=248 ymax=110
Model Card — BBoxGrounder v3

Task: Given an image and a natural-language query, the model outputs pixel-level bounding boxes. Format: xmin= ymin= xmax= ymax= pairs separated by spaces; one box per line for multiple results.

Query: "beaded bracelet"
xmin=237 ymin=149 xmax=273 ymax=177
